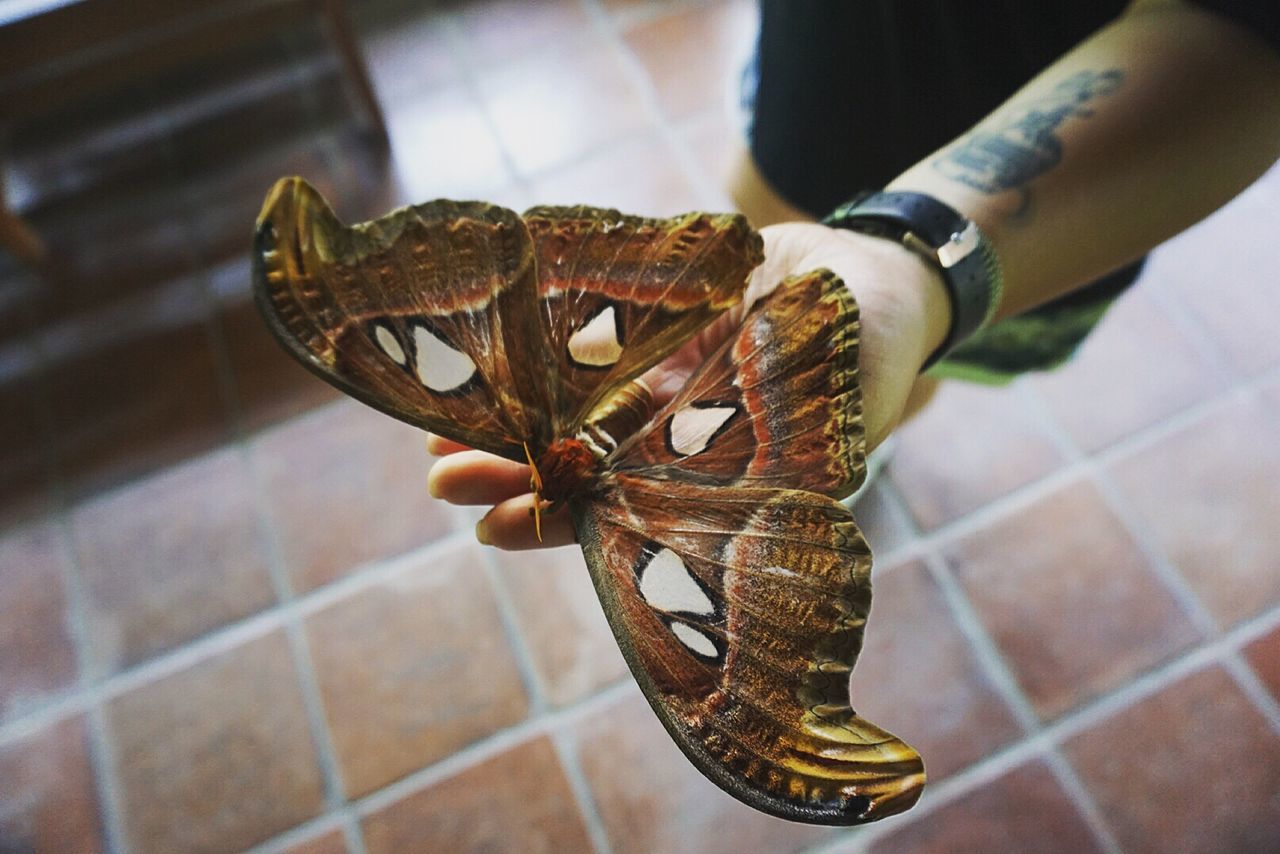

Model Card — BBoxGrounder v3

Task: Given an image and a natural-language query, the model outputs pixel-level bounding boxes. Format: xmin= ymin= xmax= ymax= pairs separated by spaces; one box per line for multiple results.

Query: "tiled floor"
xmin=1 ymin=1 xmax=1279 ymax=852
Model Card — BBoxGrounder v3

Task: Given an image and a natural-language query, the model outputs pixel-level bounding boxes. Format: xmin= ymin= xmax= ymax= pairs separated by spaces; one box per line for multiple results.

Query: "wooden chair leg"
xmin=319 ymin=0 xmax=389 ymax=147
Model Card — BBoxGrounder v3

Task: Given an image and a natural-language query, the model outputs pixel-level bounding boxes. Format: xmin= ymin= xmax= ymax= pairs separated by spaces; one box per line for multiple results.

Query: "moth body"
xmin=536 ymin=437 xmax=601 ymax=503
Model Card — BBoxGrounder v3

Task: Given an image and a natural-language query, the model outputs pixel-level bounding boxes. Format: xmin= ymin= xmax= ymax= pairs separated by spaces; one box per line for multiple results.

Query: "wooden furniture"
xmin=0 ymin=0 xmax=388 ymax=269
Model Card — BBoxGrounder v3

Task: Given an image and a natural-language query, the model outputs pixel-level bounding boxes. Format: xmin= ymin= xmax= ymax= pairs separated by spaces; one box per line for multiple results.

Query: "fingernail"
xmin=425 ymin=466 xmax=442 ymax=499
xmin=475 ymin=519 xmax=492 ymax=545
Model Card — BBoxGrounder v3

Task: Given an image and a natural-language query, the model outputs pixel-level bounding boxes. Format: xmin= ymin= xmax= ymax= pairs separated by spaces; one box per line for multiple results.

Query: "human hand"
xmin=426 ymin=221 xmax=950 ymax=549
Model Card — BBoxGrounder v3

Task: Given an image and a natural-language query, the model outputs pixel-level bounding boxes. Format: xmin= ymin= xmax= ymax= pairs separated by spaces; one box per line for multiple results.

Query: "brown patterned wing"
xmin=608 ymin=268 xmax=866 ymax=499
xmin=572 ymin=475 xmax=924 ymax=824
xmin=522 ymin=205 xmax=763 ymax=434
xmin=253 ymin=178 xmax=556 ymax=460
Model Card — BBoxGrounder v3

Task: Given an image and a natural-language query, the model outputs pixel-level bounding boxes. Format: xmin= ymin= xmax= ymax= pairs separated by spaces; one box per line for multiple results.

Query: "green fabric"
xmin=928 ymin=258 xmax=1145 ymax=385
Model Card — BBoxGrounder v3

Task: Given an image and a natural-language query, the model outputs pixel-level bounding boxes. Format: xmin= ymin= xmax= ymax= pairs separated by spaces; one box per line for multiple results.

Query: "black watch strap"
xmin=824 ymin=191 xmax=1003 ymax=369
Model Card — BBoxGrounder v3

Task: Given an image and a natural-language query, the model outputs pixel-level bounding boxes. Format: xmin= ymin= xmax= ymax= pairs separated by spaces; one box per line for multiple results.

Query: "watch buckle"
xmin=936 ymin=220 xmax=979 ymax=268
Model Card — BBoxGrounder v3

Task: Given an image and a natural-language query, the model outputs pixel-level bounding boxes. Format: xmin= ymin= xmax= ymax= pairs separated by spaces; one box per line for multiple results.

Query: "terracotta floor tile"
xmin=1244 ymin=625 xmax=1280 ymax=702
xmin=105 ymin=630 xmax=326 ymax=854
xmin=491 ymin=545 xmax=629 ymax=707
xmin=1108 ymin=394 xmax=1280 ymax=627
xmin=217 ymin=286 xmax=343 ymax=433
xmin=529 ymin=134 xmax=707 ymax=216
xmin=361 ymin=736 xmax=591 ymax=853
xmin=279 ymin=827 xmax=348 ymax=854
xmin=386 ymin=83 xmax=514 ymax=201
xmin=254 ymin=401 xmax=456 ymax=592
xmin=889 ymin=381 xmax=1066 ymax=530
xmin=452 ymin=0 xmax=595 ymax=65
xmin=849 ymin=560 xmax=1022 ymax=781
xmin=575 ymin=691 xmax=828 ymax=854
xmin=305 ymin=541 xmax=529 ymax=797
xmin=1064 ymin=665 xmax=1280 ymax=852
xmin=1150 ymin=164 xmax=1280 ymax=376
xmin=1032 ymin=288 xmax=1222 ymax=452
xmin=943 ymin=479 xmax=1200 ymax=719
xmin=69 ymin=448 xmax=276 ymax=677
xmin=0 ymin=523 xmax=79 ymax=722
xmin=43 ymin=279 xmax=235 ymax=500
xmin=0 ymin=715 xmax=105 ymax=854
xmin=476 ymin=40 xmax=651 ymax=177
xmin=869 ymin=759 xmax=1103 ymax=854
xmin=622 ymin=0 xmax=757 ymax=122
xmin=358 ymin=6 xmax=458 ymax=104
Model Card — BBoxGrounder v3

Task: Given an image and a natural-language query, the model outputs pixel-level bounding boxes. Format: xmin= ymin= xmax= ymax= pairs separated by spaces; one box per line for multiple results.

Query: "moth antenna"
xmin=522 ymin=441 xmax=544 ymax=543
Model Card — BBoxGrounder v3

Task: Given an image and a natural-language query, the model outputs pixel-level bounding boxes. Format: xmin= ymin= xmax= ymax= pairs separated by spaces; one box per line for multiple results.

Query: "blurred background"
xmin=1 ymin=0 xmax=1278 ymax=852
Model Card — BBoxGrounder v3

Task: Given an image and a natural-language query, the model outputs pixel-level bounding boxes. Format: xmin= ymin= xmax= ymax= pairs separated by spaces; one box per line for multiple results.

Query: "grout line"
xmin=548 ymin=726 xmax=615 ymax=854
xmin=477 ymin=549 xmax=551 ymax=716
xmin=6 ymin=355 xmax=1268 ymax=848
xmin=878 ymin=368 xmax=1273 ymax=562
xmin=48 ymin=513 xmax=130 ymax=854
xmin=239 ymin=423 xmax=369 ymax=853
xmin=0 ymin=529 xmax=474 ymax=746
xmin=886 ymin=392 xmax=1124 ymax=853
xmin=581 ymin=0 xmax=748 ymax=210
xmin=29 ymin=290 xmax=133 ymax=854
xmin=243 ymin=813 xmax=349 ymax=854
xmin=921 ymin=552 xmax=1126 ymax=854
xmin=1017 ymin=382 xmax=1221 ymax=636
xmin=1220 ymin=655 xmax=1280 ymax=737
xmin=916 ymin=554 xmax=1039 ymax=730
xmin=1020 ymin=379 xmax=1280 ymax=737
xmin=433 ymin=11 xmax=535 ymax=200
xmin=476 ymin=531 xmax=614 ymax=851
xmin=809 ymin=595 xmax=1280 ymax=853
xmin=1141 ymin=269 xmax=1241 ymax=385
xmin=353 ymin=679 xmax=636 ymax=818
xmin=1039 ymin=750 xmax=1124 ymax=854
xmin=245 ymin=683 xmax=640 ymax=853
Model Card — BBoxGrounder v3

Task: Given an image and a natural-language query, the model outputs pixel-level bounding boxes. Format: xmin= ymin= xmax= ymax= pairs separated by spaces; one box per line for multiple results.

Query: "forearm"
xmin=886 ymin=0 xmax=1280 ymax=331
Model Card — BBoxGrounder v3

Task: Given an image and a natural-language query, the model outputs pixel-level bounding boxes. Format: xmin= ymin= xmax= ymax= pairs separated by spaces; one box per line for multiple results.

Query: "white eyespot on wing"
xmin=638 ymin=548 xmax=714 ymax=615
xmin=413 ymin=325 xmax=476 ymax=392
xmin=670 ymin=621 xmax=719 ymax=658
xmin=667 ymin=405 xmax=738 ymax=456
xmin=567 ymin=305 xmax=623 ymax=367
xmin=373 ymin=325 xmax=406 ymax=365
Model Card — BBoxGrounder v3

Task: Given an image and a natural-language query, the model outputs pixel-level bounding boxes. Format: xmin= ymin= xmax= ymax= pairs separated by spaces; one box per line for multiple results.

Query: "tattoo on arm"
xmin=932 ymin=69 xmax=1125 ymax=214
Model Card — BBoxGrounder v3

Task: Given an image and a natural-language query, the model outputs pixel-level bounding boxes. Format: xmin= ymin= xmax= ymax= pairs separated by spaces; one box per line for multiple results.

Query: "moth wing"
xmin=253 ymin=177 xmax=556 ymax=460
xmin=522 ymin=205 xmax=763 ymax=434
xmin=608 ymin=268 xmax=866 ymax=498
xmin=572 ymin=475 xmax=924 ymax=824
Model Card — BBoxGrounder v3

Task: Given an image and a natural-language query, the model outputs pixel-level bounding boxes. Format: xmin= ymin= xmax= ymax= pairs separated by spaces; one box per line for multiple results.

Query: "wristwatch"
xmin=823 ymin=191 xmax=1003 ymax=369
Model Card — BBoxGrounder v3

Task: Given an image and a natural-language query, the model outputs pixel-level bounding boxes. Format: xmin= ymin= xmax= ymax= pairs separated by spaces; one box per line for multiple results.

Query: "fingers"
xmin=476 ymin=493 xmax=576 ymax=550
xmin=425 ymin=432 xmax=473 ymax=456
xmin=427 ymin=450 xmax=532 ymax=504
xmin=424 ymin=445 xmax=575 ymax=550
